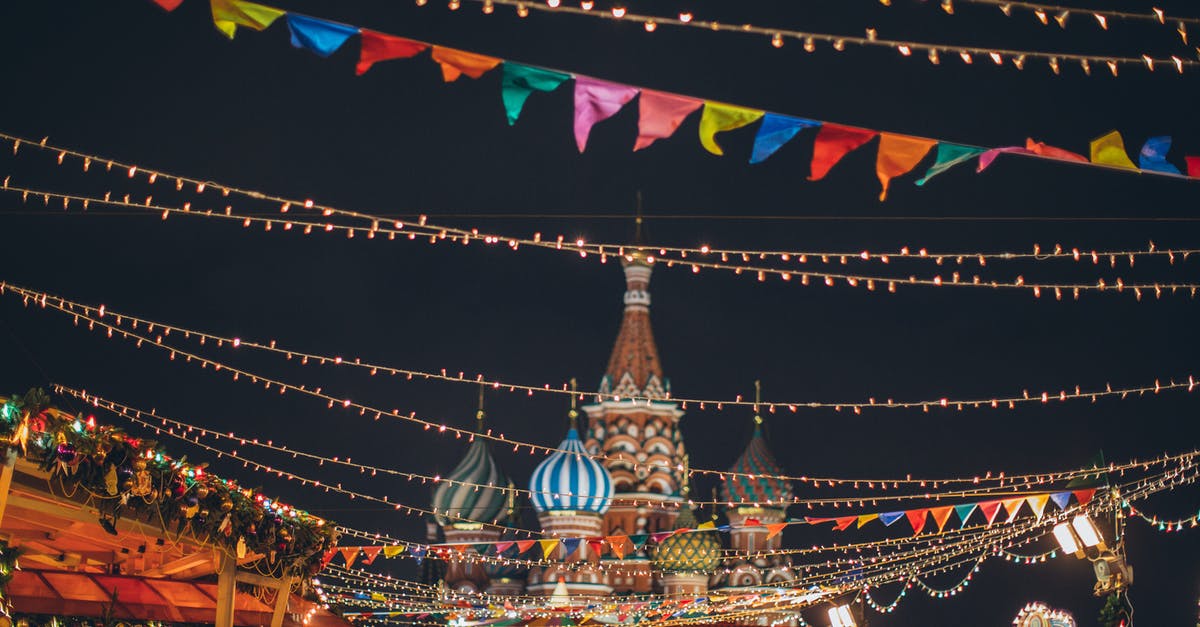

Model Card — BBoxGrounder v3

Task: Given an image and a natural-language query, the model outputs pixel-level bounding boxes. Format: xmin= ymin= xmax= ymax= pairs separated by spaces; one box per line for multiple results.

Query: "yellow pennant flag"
xmin=1026 ymin=494 xmax=1051 ymax=520
xmin=1089 ymin=131 xmax=1138 ymax=169
xmin=210 ymin=0 xmax=286 ymax=39
xmin=371 ymin=592 xmax=387 ymax=602
xmin=538 ymin=538 xmax=560 ymax=559
xmin=697 ymin=520 xmax=716 ymax=530
xmin=383 ymin=545 xmax=406 ymax=558
xmin=857 ymin=513 xmax=880 ymax=529
xmin=698 ymin=102 xmax=764 ymax=156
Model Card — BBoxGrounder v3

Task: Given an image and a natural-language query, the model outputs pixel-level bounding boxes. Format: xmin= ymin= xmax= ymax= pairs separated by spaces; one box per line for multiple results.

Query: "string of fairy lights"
xmin=414 ymin=0 xmax=1199 ymax=75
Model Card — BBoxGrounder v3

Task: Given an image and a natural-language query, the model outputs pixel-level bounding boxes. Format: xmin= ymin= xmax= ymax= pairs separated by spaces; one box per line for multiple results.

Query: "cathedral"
xmin=427 ymin=252 xmax=798 ymax=601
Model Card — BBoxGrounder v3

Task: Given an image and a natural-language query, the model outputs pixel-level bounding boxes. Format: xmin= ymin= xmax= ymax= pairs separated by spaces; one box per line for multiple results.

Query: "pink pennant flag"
xmin=1002 ymin=498 xmax=1025 ymax=523
xmin=152 ymin=0 xmax=184 ymax=10
xmin=906 ymin=509 xmax=929 ymax=534
xmin=574 ymin=78 xmax=638 ymax=152
xmin=495 ymin=541 xmax=515 ymax=554
xmin=929 ymin=506 xmax=954 ymax=533
xmin=978 ymin=500 xmax=1003 ymax=525
xmin=634 ymin=90 xmax=702 ymax=151
xmin=977 ymin=146 xmax=1034 ymax=172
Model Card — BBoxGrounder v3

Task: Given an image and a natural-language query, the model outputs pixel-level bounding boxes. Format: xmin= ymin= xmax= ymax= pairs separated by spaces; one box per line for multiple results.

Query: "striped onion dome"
xmin=653 ymin=507 xmax=722 ymax=573
xmin=529 ymin=428 xmax=613 ymax=514
xmin=431 ymin=438 xmax=508 ymax=525
xmin=719 ymin=423 xmax=793 ymax=506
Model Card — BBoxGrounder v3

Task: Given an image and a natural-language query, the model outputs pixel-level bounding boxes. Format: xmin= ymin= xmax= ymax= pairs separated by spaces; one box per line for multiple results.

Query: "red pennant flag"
xmin=1002 ymin=498 xmax=1025 ymax=523
xmin=833 ymin=516 xmax=857 ymax=531
xmin=809 ymin=124 xmax=878 ymax=181
xmin=1073 ymin=488 xmax=1097 ymax=506
xmin=607 ymin=536 xmax=631 ymax=559
xmin=635 ymin=90 xmax=703 ymax=151
xmin=804 ymin=516 xmax=835 ymax=525
xmin=978 ymin=500 xmax=1003 ymax=525
xmin=649 ymin=531 xmax=673 ymax=544
xmin=357 ymin=30 xmax=428 ymax=75
xmin=516 ymin=540 xmax=537 ymax=555
xmin=929 ymin=506 xmax=954 ymax=533
xmin=766 ymin=522 xmax=789 ymax=538
xmin=360 ymin=546 xmax=383 ymax=565
xmin=743 ymin=518 xmax=762 ymax=527
xmin=587 ymin=539 xmax=606 ymax=557
xmin=321 ymin=548 xmax=337 ymax=567
xmin=1186 ymin=156 xmax=1200 ymax=177
xmin=341 ymin=547 xmax=360 ymax=568
xmin=152 ymin=0 xmax=184 ymax=10
xmin=1025 ymin=138 xmax=1088 ymax=163
xmin=905 ymin=509 xmax=929 ymax=534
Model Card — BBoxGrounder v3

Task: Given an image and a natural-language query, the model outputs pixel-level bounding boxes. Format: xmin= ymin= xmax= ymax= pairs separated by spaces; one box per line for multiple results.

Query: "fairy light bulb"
xmin=1048 ymin=56 xmax=1060 ymax=74
xmin=999 ymin=3 xmax=1011 ymax=16
xmin=832 ymin=39 xmax=845 ymax=51
xmin=928 ymin=48 xmax=940 ymax=64
xmin=803 ymin=37 xmax=815 ymax=52
xmin=580 ymin=1 xmax=593 ymax=10
xmin=678 ymin=12 xmax=692 ymax=22
xmin=547 ymin=0 xmax=560 ymax=7
xmin=448 ymin=0 xmax=460 ymax=9
xmin=989 ymin=52 xmax=1002 ymax=64
xmin=865 ymin=27 xmax=877 ymax=41
xmin=482 ymin=0 xmax=494 ymax=13
xmin=1013 ymin=54 xmax=1026 ymax=69
xmin=611 ymin=6 xmax=625 ymax=17
xmin=771 ymin=33 xmax=783 ymax=47
xmin=940 ymin=0 xmax=953 ymax=15
xmin=897 ymin=45 xmax=911 ymax=56
xmin=1034 ymin=9 xmax=1048 ymax=24
xmin=1094 ymin=13 xmax=1107 ymax=29
xmin=516 ymin=3 xmax=529 ymax=16
xmin=415 ymin=0 xmax=428 ymax=5
xmin=1053 ymin=10 xmax=1068 ymax=27
xmin=643 ymin=19 xmax=656 ymax=31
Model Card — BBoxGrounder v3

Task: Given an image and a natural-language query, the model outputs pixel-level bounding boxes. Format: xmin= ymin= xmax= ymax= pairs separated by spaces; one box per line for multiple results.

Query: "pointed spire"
xmin=476 ymin=382 xmax=486 ymax=425
xmin=568 ymin=377 xmax=579 ymax=429
xmin=753 ymin=380 xmax=764 ymax=429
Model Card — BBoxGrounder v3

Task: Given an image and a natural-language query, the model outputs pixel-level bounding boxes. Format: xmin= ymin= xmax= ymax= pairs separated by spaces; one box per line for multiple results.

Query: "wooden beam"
xmin=0 ymin=449 xmax=19 ymax=527
xmin=270 ymin=577 xmax=294 ymax=627
xmin=215 ymin=552 xmax=236 ymax=627
xmin=140 ymin=550 xmax=217 ymax=578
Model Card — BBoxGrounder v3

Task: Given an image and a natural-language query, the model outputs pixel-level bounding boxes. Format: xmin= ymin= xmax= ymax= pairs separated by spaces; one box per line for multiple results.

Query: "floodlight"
xmin=1052 ymin=522 xmax=1081 ymax=555
xmin=1071 ymin=515 xmax=1104 ymax=548
xmin=827 ymin=605 xmax=855 ymax=627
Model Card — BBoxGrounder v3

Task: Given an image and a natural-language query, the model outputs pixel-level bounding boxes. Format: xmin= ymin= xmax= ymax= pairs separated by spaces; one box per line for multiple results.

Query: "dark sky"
xmin=1 ymin=0 xmax=1200 ymax=624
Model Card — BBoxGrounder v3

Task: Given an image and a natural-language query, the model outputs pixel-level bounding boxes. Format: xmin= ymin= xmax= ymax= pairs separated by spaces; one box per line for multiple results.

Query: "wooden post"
xmin=215 ymin=552 xmax=236 ymax=627
xmin=270 ymin=576 xmax=294 ymax=627
xmin=0 ymin=449 xmax=19 ymax=528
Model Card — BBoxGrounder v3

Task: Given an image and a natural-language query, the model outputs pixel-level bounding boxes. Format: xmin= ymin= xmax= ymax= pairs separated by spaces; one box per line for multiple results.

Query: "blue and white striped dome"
xmin=529 ymin=428 xmax=613 ymax=514
xmin=431 ymin=439 xmax=507 ymax=525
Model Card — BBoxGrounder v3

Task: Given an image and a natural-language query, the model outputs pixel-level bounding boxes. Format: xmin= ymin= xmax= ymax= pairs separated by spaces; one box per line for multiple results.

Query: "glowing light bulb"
xmin=643 ymin=20 xmax=656 ymax=31
xmin=678 ymin=12 xmax=692 ymax=22
xmin=770 ymin=33 xmax=783 ymax=47
xmin=482 ymin=0 xmax=494 ymax=13
xmin=612 ymin=6 xmax=625 ymax=17
xmin=516 ymin=3 xmax=529 ymax=16
xmin=580 ymin=1 xmax=593 ymax=10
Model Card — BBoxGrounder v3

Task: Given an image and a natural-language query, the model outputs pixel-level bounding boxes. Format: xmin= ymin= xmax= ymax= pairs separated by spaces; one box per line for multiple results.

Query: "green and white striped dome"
xmin=431 ymin=439 xmax=508 ymax=526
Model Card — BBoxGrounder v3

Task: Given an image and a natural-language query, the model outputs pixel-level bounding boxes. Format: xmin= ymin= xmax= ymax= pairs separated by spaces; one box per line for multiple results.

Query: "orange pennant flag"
xmin=876 ymin=133 xmax=937 ymax=200
xmin=1002 ymin=497 xmax=1025 ymax=523
xmin=538 ymin=539 xmax=560 ymax=559
xmin=340 ymin=547 xmax=359 ymax=568
xmin=833 ymin=516 xmax=857 ymax=531
xmin=516 ymin=540 xmax=537 ymax=555
xmin=360 ymin=546 xmax=383 ymax=565
xmin=607 ymin=536 xmax=631 ymax=559
xmin=857 ymin=513 xmax=879 ymax=529
xmin=430 ymin=47 xmax=501 ymax=82
xmin=765 ymin=522 xmax=788 ymax=539
xmin=1026 ymin=494 xmax=1051 ymax=520
xmin=929 ymin=506 xmax=955 ymax=533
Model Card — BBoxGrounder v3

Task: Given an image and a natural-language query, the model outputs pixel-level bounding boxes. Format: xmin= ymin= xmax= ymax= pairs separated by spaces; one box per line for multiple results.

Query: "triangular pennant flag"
xmin=321 ymin=548 xmax=337 ymax=567
xmin=210 ymin=0 xmax=286 ymax=39
xmin=1026 ymin=494 xmax=1051 ymax=521
xmin=573 ymin=77 xmax=638 ymax=152
xmin=1138 ymin=136 xmax=1181 ymax=174
xmin=879 ymin=511 xmax=905 ymax=527
xmin=629 ymin=534 xmax=649 ymax=549
xmin=977 ymin=146 xmax=1034 ymax=172
xmin=473 ymin=543 xmax=493 ymax=555
xmin=634 ymin=90 xmax=702 ymax=151
xmin=500 ymin=63 xmax=571 ymax=125
xmin=857 ymin=513 xmax=879 ymax=529
xmin=696 ymin=521 xmax=716 ymax=531
xmin=411 ymin=546 xmax=427 ymax=564
xmin=743 ymin=518 xmax=761 ymax=527
xmin=905 ymin=509 xmax=929 ymax=534
xmin=561 ymin=537 xmax=582 ymax=557
xmin=765 ymin=522 xmax=788 ymax=539
xmin=929 ymin=506 xmax=955 ymax=533
xmin=649 ymin=531 xmax=672 ymax=544
xmin=1090 ymin=131 xmax=1138 ymax=169
xmin=356 ymin=30 xmax=427 ymax=75
xmin=286 ymin=14 xmax=358 ymax=58
xmin=1026 ymin=138 xmax=1088 ymax=163
xmin=749 ymin=113 xmax=820 ymax=164
xmin=876 ymin=133 xmax=937 ymax=200
xmin=587 ymin=539 xmax=606 ymax=557
xmin=430 ymin=46 xmax=501 ymax=82
xmin=916 ymin=142 xmax=985 ymax=185
xmin=516 ymin=540 xmax=538 ymax=554
xmin=1187 ymin=156 xmax=1200 ymax=177
xmin=716 ymin=525 xmax=732 ymax=532
xmin=1049 ymin=492 xmax=1072 ymax=511
xmin=833 ymin=516 xmax=857 ymax=532
xmin=809 ymin=124 xmax=878 ymax=180
xmin=953 ymin=504 xmax=977 ymax=528
xmin=804 ymin=516 xmax=834 ymax=526
xmin=153 ymin=0 xmax=184 ymax=10
xmin=361 ymin=546 xmax=383 ymax=565
xmin=341 ymin=547 xmax=359 ymax=568
xmin=538 ymin=539 xmax=561 ymax=559
xmin=1073 ymin=488 xmax=1097 ymax=506
xmin=383 ymin=545 xmax=406 ymax=558
xmin=697 ymin=102 xmax=764 ymax=156
xmin=494 ymin=541 xmax=515 ymax=554
xmin=978 ymin=500 xmax=1003 ymax=525
xmin=1002 ymin=497 xmax=1025 ymax=523
xmin=607 ymin=536 xmax=630 ymax=559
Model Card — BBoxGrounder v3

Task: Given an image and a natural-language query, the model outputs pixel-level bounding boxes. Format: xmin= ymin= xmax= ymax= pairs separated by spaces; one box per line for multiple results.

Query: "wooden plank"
xmin=0 ymin=449 xmax=19 ymax=527
xmin=215 ymin=552 xmax=235 ymax=627
xmin=270 ymin=577 xmax=294 ymax=627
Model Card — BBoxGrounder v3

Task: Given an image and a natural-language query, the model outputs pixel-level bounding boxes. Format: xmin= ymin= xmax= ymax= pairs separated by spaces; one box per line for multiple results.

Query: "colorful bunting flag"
xmin=916 ymin=142 xmax=985 ymax=185
xmin=953 ymin=503 xmax=977 ymax=529
xmin=411 ymin=546 xmax=427 ymax=564
xmin=634 ymin=90 xmax=702 ymax=151
xmin=744 ymin=518 xmax=761 ymax=527
xmin=573 ymin=77 xmax=638 ymax=152
xmin=906 ymin=509 xmax=929 ymax=534
xmin=1002 ymin=497 xmax=1025 ymax=523
xmin=809 ymin=124 xmax=878 ymax=180
xmin=1187 ymin=156 xmax=1200 ymax=177
xmin=153 ymin=0 xmax=184 ymax=10
xmin=1026 ymin=138 xmax=1088 ymax=163
xmin=321 ymin=548 xmax=337 ymax=567
xmin=210 ymin=0 xmax=286 ymax=39
xmin=833 ymin=516 xmax=857 ymax=531
xmin=977 ymin=146 xmax=1034 ymax=172
xmin=879 ymin=511 xmax=905 ymax=527
xmin=356 ymin=30 xmax=427 ymax=75
xmin=697 ymin=102 xmax=763 ymax=156
xmin=1073 ymin=488 xmax=1097 ymax=506
xmin=929 ymin=506 xmax=954 ymax=533
xmin=341 ymin=547 xmax=360 ymax=569
xmin=804 ymin=516 xmax=834 ymax=526
xmin=500 ymin=63 xmax=571 ymax=125
xmin=766 ymin=522 xmax=789 ymax=539
xmin=695 ymin=521 xmax=716 ymax=531
xmin=516 ymin=539 xmax=537 ymax=555
xmin=494 ymin=541 xmax=515 ymax=554
xmin=1090 ymin=131 xmax=1138 ymax=169
xmin=361 ymin=546 xmax=383 ymax=565
xmin=649 ymin=531 xmax=672 ymax=544
xmin=857 ymin=513 xmax=880 ymax=529
xmin=562 ymin=537 xmax=582 ymax=557
xmin=1026 ymin=494 xmax=1050 ymax=520
xmin=430 ymin=46 xmax=501 ymax=82
xmin=1049 ymin=492 xmax=1072 ymax=511
xmin=538 ymin=539 xmax=561 ymax=559
xmin=629 ymin=534 xmax=649 ymax=549
xmin=587 ymin=539 xmax=606 ymax=557
xmin=876 ymin=133 xmax=937 ymax=200
xmin=285 ymin=14 xmax=359 ymax=58
xmin=978 ymin=500 xmax=1003 ymax=525
xmin=749 ymin=114 xmax=819 ymax=164
xmin=607 ymin=536 xmax=630 ymax=559
xmin=1137 ymin=136 xmax=1180 ymax=174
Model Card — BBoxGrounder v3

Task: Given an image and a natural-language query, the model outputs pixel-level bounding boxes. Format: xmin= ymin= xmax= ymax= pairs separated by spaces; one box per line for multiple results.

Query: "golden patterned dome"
xmin=652 ymin=508 xmax=722 ymax=574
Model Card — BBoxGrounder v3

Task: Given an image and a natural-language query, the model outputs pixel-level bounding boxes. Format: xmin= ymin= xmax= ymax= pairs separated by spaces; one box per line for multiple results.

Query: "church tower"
xmin=582 ymin=250 xmax=687 ymax=593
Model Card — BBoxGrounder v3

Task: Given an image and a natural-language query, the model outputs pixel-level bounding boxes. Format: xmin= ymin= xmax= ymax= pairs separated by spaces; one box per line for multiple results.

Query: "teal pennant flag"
xmin=501 ymin=63 xmax=570 ymax=125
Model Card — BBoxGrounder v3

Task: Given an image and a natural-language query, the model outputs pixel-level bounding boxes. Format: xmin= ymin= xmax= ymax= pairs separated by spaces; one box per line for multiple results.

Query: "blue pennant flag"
xmin=411 ymin=546 xmax=427 ymax=565
xmin=1049 ymin=492 xmax=1072 ymax=511
xmin=562 ymin=537 xmax=582 ymax=557
xmin=750 ymin=113 xmax=820 ymax=164
xmin=1139 ymin=136 xmax=1181 ymax=175
xmin=286 ymin=14 xmax=360 ymax=58
xmin=879 ymin=511 xmax=905 ymax=527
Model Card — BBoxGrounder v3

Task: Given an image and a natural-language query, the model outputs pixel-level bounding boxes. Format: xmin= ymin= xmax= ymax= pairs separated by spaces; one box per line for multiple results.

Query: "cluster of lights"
xmin=1125 ymin=502 xmax=1200 ymax=532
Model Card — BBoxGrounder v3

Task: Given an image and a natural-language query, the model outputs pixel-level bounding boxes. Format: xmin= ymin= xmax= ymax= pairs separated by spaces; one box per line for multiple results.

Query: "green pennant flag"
xmin=473 ymin=543 xmax=492 ymax=555
xmin=916 ymin=142 xmax=985 ymax=186
xmin=501 ymin=63 xmax=570 ymax=126
xmin=629 ymin=534 xmax=649 ymax=549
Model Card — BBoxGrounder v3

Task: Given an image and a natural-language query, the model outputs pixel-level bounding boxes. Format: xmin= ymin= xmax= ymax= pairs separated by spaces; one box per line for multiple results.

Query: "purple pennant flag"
xmin=574 ymin=77 xmax=639 ymax=152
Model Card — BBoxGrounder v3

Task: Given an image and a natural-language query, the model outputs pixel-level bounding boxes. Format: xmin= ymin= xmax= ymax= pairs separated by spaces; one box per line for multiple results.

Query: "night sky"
xmin=1 ymin=0 xmax=1199 ymax=624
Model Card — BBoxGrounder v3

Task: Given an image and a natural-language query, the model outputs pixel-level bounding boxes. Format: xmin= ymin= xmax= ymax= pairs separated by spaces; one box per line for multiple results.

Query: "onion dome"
xmin=530 ymin=401 xmax=614 ymax=514
xmin=432 ymin=393 xmax=508 ymax=525
xmin=653 ymin=507 xmax=722 ymax=574
xmin=719 ymin=418 xmax=793 ymax=506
